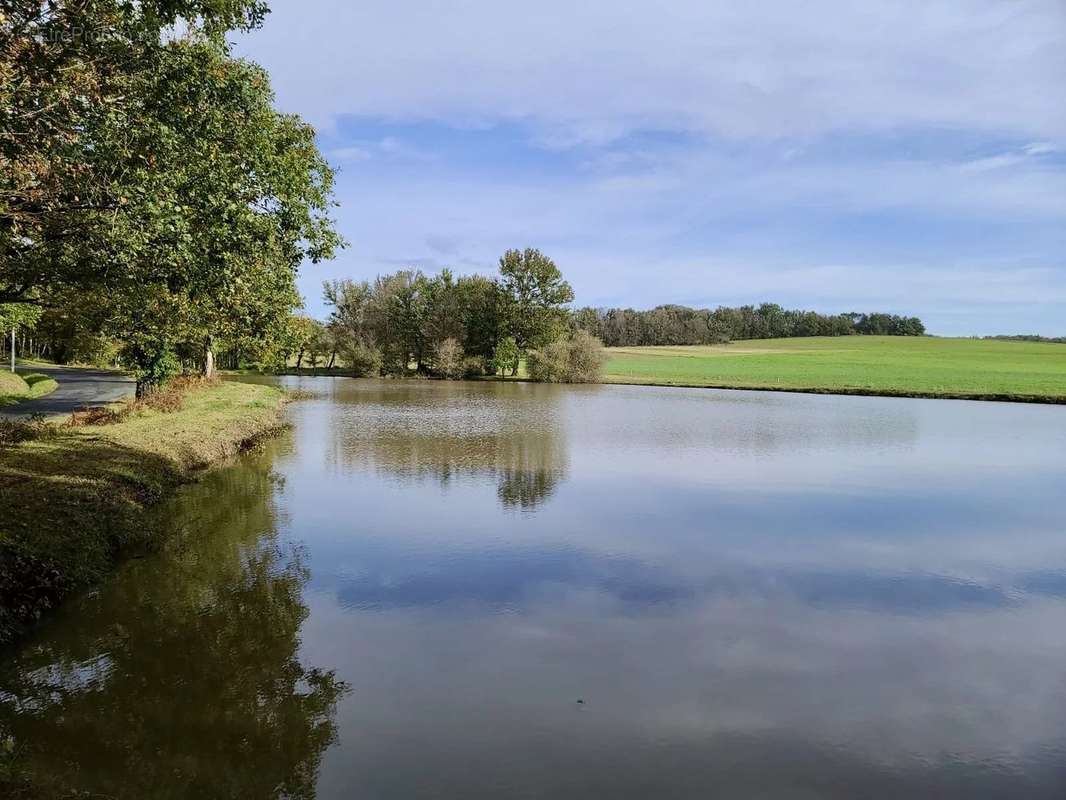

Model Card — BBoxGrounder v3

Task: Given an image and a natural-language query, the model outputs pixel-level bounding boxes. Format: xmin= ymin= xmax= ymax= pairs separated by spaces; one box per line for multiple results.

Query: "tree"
xmin=456 ymin=274 xmax=502 ymax=360
xmin=423 ymin=269 xmax=465 ymax=346
xmin=498 ymin=248 xmax=573 ymax=361
xmin=323 ymin=279 xmax=373 ymax=350
xmin=346 ymin=342 xmax=383 ymax=378
xmin=491 ymin=337 xmax=520 ymax=377
xmin=2 ymin=5 xmax=342 ymax=394
xmin=288 ymin=315 xmax=319 ymax=371
xmin=434 ymin=337 xmax=465 ymax=380
xmin=107 ymin=37 xmax=340 ymax=387
xmin=0 ymin=1 xmax=269 ymax=306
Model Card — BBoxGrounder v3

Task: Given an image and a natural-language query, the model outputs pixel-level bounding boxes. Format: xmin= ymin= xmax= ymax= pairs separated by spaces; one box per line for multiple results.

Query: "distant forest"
xmin=572 ymin=304 xmax=925 ymax=348
xmin=984 ymin=335 xmax=1066 ymax=344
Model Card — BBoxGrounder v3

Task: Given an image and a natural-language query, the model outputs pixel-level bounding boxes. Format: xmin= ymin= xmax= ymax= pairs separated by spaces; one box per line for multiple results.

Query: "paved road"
xmin=0 ymin=365 xmax=135 ymax=419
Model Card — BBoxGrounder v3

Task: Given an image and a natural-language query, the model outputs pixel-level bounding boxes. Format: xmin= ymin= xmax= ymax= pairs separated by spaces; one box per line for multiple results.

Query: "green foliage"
xmin=346 ymin=343 xmax=383 ymax=378
xmin=491 ymin=337 xmax=520 ymax=377
xmin=526 ymin=339 xmax=570 ymax=383
xmin=1 ymin=1 xmax=273 ymax=306
xmin=527 ymin=331 xmax=606 ymax=383
xmin=565 ymin=330 xmax=608 ymax=383
xmin=3 ymin=3 xmax=342 ymax=382
xmin=126 ymin=342 xmax=180 ymax=395
xmin=462 ymin=356 xmax=489 ymax=379
xmin=456 ymin=274 xmax=502 ymax=360
xmin=0 ymin=305 xmax=41 ymax=331
xmin=574 ymin=304 xmax=925 ymax=346
xmin=498 ymin=248 xmax=574 ymax=353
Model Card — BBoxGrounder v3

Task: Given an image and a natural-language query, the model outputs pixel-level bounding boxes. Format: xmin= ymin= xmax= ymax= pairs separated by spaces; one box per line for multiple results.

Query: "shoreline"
xmin=229 ymin=369 xmax=1066 ymax=406
xmin=0 ymin=381 xmax=290 ymax=645
xmin=600 ymin=378 xmax=1066 ymax=405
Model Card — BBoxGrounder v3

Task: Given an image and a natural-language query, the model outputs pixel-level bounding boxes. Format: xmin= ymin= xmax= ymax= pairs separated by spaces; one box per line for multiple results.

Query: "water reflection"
xmin=0 ymin=464 xmax=346 ymax=799
xmin=324 ymin=380 xmax=569 ymax=509
xmin=5 ymin=378 xmax=1066 ymax=798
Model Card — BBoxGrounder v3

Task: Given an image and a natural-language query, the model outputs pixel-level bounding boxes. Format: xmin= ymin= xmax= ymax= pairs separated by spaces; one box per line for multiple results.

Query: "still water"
xmin=3 ymin=379 xmax=1066 ymax=798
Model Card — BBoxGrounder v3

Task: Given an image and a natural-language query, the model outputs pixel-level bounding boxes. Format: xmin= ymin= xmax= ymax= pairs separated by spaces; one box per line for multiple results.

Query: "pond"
xmin=3 ymin=379 xmax=1066 ymax=798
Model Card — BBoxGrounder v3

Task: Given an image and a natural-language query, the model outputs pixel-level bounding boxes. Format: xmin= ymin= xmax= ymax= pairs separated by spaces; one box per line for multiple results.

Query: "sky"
xmin=235 ymin=0 xmax=1066 ymax=336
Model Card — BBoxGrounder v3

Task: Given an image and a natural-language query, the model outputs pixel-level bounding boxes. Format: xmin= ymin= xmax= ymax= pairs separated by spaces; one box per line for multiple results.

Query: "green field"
xmin=603 ymin=337 xmax=1066 ymax=402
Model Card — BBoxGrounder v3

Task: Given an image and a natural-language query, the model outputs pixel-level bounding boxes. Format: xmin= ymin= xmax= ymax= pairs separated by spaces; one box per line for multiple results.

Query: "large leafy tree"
xmin=2 ymin=2 xmax=341 ymax=392
xmin=0 ymin=0 xmax=268 ymax=305
xmin=498 ymin=248 xmax=573 ymax=359
xmin=100 ymin=37 xmax=340 ymax=388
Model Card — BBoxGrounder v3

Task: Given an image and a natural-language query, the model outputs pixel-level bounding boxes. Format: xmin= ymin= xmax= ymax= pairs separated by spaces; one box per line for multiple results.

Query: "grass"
xmin=0 ymin=371 xmax=59 ymax=406
xmin=21 ymin=373 xmax=58 ymax=400
xmin=603 ymin=336 xmax=1066 ymax=402
xmin=0 ymin=379 xmax=288 ymax=643
xmin=0 ymin=372 xmax=29 ymax=405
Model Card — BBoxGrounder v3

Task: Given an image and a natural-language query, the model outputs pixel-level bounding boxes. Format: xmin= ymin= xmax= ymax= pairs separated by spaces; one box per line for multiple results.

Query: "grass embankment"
xmin=604 ymin=336 xmax=1066 ymax=402
xmin=0 ymin=372 xmax=59 ymax=406
xmin=0 ymin=379 xmax=287 ymax=643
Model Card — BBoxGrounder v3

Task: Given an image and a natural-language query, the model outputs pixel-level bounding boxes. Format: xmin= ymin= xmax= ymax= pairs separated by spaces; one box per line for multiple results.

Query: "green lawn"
xmin=0 ymin=371 xmax=59 ymax=406
xmin=0 ymin=371 xmax=29 ymax=405
xmin=604 ymin=337 xmax=1066 ymax=401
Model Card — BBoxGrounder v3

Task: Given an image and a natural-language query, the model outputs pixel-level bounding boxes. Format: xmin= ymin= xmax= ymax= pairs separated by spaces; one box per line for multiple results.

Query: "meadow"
xmin=603 ymin=336 xmax=1066 ymax=402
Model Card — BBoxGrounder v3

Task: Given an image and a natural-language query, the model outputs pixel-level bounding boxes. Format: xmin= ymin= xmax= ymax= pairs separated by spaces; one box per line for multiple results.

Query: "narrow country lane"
xmin=1 ymin=365 xmax=135 ymax=419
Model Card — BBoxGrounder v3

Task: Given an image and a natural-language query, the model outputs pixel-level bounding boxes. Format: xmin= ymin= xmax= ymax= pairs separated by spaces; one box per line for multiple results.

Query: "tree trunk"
xmin=327 ymin=350 xmax=336 ymax=370
xmin=202 ymin=335 xmax=215 ymax=378
xmin=295 ymin=348 xmax=304 ymax=370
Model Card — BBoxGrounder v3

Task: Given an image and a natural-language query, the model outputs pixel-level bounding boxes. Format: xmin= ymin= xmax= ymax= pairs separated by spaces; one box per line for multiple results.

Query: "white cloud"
xmin=242 ymin=0 xmax=1066 ymax=143
xmin=238 ymin=0 xmax=1066 ymax=334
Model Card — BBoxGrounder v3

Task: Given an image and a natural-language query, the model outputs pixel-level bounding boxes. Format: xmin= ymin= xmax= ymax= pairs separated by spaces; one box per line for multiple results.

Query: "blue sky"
xmin=236 ymin=0 xmax=1066 ymax=335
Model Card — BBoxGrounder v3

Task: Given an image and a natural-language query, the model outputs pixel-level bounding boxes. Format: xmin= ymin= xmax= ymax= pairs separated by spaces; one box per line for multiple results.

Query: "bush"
xmin=528 ymin=331 xmax=606 ymax=383
xmin=0 ymin=417 xmax=54 ymax=447
xmin=565 ymin=330 xmax=606 ymax=383
xmin=347 ymin=343 xmax=383 ymax=377
xmin=125 ymin=343 xmax=180 ymax=397
xmin=526 ymin=338 xmax=570 ymax=382
xmin=462 ymin=356 xmax=488 ymax=379
xmin=434 ymin=337 xmax=465 ymax=380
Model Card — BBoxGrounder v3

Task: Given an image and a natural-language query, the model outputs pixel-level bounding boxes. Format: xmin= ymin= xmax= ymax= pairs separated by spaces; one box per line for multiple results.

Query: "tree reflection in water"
xmin=327 ymin=380 xmax=570 ymax=510
xmin=0 ymin=462 xmax=347 ymax=799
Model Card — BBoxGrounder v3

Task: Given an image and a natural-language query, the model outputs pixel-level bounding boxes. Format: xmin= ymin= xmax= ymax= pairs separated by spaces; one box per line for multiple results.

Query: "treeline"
xmin=572 ymin=304 xmax=925 ymax=347
xmin=285 ymin=248 xmax=604 ymax=383
xmin=984 ymin=335 xmax=1066 ymax=344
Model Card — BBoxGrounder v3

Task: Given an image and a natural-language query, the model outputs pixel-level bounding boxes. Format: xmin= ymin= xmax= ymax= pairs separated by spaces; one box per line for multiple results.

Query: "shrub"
xmin=526 ymin=338 xmax=570 ymax=382
xmin=125 ymin=343 xmax=180 ymax=397
xmin=462 ymin=356 xmax=488 ymax=379
xmin=0 ymin=418 xmax=52 ymax=447
xmin=565 ymin=329 xmax=606 ymax=383
xmin=347 ymin=343 xmax=383 ymax=377
xmin=528 ymin=331 xmax=606 ymax=383
xmin=434 ymin=337 xmax=465 ymax=380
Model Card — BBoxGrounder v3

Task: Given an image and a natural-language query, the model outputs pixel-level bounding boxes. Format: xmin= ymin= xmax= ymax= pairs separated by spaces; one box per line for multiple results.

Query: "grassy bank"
xmin=604 ymin=336 xmax=1066 ymax=402
xmin=0 ymin=380 xmax=287 ymax=643
xmin=0 ymin=372 xmax=59 ymax=406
